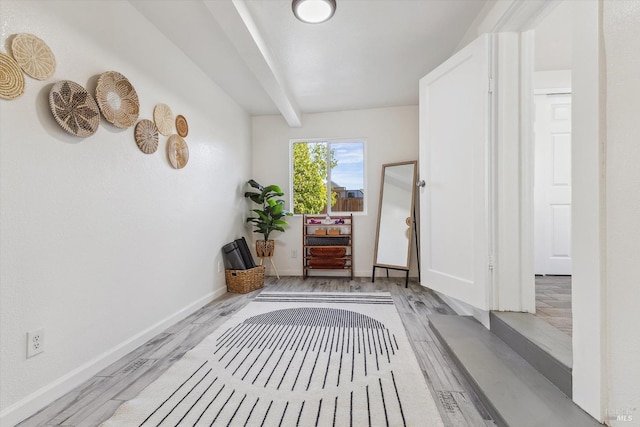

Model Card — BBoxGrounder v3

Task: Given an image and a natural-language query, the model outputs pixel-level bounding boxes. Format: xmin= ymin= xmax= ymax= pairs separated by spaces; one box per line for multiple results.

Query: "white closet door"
xmin=418 ymin=34 xmax=493 ymax=310
xmin=534 ymin=94 xmax=572 ymax=275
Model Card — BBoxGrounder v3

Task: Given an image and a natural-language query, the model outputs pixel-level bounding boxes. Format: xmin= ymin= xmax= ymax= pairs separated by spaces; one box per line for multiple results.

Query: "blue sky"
xmin=330 ymin=142 xmax=364 ymax=190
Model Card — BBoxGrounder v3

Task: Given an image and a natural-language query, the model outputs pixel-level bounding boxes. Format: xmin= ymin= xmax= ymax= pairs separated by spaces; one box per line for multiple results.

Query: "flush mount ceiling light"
xmin=292 ymin=0 xmax=336 ymax=24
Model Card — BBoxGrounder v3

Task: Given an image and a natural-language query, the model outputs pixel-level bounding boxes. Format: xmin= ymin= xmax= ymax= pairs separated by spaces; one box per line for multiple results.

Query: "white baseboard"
xmin=435 ymin=291 xmax=474 ymax=316
xmin=434 ymin=291 xmax=491 ymax=329
xmin=0 ymin=287 xmax=226 ymax=427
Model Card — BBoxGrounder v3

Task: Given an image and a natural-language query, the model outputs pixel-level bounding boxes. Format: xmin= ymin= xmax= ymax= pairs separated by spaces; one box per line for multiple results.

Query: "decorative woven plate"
xmin=95 ymin=71 xmax=140 ymax=128
xmin=11 ymin=33 xmax=56 ymax=80
xmin=49 ymin=80 xmax=100 ymax=137
xmin=175 ymin=114 xmax=189 ymax=137
xmin=167 ymin=134 xmax=189 ymax=169
xmin=134 ymin=119 xmax=159 ymax=154
xmin=0 ymin=52 xmax=25 ymax=100
xmin=153 ymin=103 xmax=173 ymax=136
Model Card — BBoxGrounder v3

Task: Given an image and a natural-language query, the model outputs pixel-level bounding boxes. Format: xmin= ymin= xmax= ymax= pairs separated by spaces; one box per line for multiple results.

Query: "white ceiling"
xmin=131 ymin=0 xmax=487 ymax=126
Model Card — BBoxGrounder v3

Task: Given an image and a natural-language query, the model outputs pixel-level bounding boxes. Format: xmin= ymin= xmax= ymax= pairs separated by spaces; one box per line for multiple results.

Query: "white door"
xmin=534 ymin=94 xmax=572 ymax=275
xmin=418 ymin=34 xmax=493 ymax=310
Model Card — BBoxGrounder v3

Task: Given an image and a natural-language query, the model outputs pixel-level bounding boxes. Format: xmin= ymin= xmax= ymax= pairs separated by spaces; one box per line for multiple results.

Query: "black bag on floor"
xmin=235 ymin=237 xmax=257 ymax=269
xmin=222 ymin=241 xmax=247 ymax=270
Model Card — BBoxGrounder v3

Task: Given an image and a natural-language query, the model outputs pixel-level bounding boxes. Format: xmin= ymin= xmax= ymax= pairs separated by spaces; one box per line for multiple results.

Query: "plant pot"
xmin=256 ymin=239 xmax=275 ymax=257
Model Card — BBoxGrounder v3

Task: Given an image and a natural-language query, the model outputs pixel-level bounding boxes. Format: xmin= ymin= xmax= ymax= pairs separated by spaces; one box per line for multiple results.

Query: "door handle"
xmin=416 ymin=179 xmax=426 ymax=188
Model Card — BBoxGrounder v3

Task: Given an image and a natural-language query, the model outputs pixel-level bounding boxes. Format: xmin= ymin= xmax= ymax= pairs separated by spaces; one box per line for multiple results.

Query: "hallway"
xmin=17 ymin=278 xmax=495 ymax=427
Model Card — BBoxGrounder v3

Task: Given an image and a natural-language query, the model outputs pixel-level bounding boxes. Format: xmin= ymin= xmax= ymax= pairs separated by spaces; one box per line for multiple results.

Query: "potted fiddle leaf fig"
xmin=244 ymin=179 xmax=293 ymax=257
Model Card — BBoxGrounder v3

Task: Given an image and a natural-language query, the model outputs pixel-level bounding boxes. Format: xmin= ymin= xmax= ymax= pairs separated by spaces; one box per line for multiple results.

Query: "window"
xmin=290 ymin=139 xmax=365 ymax=215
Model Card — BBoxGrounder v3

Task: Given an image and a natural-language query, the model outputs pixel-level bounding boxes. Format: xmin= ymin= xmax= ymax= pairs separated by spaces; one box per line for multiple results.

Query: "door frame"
xmin=478 ymin=0 xmax=605 ymax=421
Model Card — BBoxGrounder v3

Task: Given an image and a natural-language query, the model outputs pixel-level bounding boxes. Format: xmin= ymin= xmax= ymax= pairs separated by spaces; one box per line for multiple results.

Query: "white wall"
xmin=534 ymin=70 xmax=572 ymax=91
xmin=0 ymin=1 xmax=251 ymax=424
xmin=534 ymin=0 xmax=572 ymax=72
xmin=603 ymin=1 xmax=640 ymax=423
xmin=251 ymin=106 xmax=419 ymax=278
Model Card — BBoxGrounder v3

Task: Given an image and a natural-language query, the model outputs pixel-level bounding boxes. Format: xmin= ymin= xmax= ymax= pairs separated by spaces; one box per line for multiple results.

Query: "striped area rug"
xmin=101 ymin=292 xmax=444 ymax=426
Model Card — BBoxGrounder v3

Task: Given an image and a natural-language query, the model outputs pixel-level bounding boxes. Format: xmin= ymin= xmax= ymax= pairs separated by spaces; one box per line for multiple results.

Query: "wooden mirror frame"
xmin=372 ymin=160 xmax=418 ymax=287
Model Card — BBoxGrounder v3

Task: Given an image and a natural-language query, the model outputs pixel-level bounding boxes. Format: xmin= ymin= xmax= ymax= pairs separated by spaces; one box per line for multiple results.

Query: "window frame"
xmin=289 ymin=137 xmax=367 ymax=216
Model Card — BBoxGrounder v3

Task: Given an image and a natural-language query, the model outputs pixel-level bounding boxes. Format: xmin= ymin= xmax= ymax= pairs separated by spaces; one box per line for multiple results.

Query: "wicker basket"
xmin=256 ymin=240 xmax=275 ymax=257
xmin=309 ymin=258 xmax=346 ymax=268
xmin=306 ymin=236 xmax=350 ymax=246
xmin=309 ymin=247 xmax=346 ymax=257
xmin=225 ymin=265 xmax=265 ymax=293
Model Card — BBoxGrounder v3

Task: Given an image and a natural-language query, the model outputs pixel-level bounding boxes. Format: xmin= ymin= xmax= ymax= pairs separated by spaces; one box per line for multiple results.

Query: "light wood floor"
xmin=18 ymin=277 xmax=496 ymax=427
xmin=535 ymin=275 xmax=572 ymax=336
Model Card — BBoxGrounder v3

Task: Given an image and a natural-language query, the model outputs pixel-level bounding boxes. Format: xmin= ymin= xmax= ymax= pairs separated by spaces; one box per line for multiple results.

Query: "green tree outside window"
xmin=292 ymin=142 xmax=338 ymax=214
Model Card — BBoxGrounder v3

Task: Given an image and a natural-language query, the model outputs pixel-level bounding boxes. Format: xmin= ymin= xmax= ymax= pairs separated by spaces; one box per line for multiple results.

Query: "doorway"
xmin=533 ymin=92 xmax=573 ymax=336
xmin=482 ymin=0 xmax=603 ymax=419
xmin=531 ymin=1 xmax=573 ymax=336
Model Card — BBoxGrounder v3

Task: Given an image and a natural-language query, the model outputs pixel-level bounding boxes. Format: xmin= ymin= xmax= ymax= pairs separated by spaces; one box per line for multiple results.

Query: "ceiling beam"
xmin=204 ymin=0 xmax=302 ymax=127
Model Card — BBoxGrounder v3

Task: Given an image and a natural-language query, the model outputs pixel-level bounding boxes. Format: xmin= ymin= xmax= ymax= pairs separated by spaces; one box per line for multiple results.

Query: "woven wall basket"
xmin=175 ymin=114 xmax=188 ymax=137
xmin=49 ymin=80 xmax=100 ymax=137
xmin=153 ymin=103 xmax=174 ymax=136
xmin=134 ymin=119 xmax=159 ymax=154
xmin=0 ymin=52 xmax=25 ymax=100
xmin=166 ymin=134 xmax=189 ymax=169
xmin=11 ymin=33 xmax=56 ymax=80
xmin=95 ymin=71 xmax=140 ymax=128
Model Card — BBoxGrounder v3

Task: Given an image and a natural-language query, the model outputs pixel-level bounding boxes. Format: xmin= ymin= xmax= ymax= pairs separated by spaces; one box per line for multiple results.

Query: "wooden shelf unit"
xmin=302 ymin=214 xmax=353 ymax=279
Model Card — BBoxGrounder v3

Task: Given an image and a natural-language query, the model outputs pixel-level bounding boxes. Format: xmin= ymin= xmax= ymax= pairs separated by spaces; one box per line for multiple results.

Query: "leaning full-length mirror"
xmin=373 ymin=161 xmax=418 ymax=283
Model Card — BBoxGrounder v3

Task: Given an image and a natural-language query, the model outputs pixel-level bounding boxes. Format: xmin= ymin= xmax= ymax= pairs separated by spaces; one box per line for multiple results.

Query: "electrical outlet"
xmin=291 ymin=249 xmax=297 ymax=258
xmin=27 ymin=329 xmax=44 ymax=358
xmin=218 ymin=261 xmax=223 ymax=273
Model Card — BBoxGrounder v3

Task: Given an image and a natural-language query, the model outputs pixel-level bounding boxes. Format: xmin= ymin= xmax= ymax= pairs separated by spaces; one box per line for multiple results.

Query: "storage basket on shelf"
xmin=309 ymin=258 xmax=347 ymax=268
xmin=309 ymin=247 xmax=347 ymax=257
xmin=225 ymin=265 xmax=265 ymax=294
xmin=305 ymin=236 xmax=350 ymax=246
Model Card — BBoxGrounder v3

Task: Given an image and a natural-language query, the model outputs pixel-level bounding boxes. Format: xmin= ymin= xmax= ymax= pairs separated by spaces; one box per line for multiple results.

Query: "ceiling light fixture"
xmin=292 ymin=0 xmax=336 ymax=24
